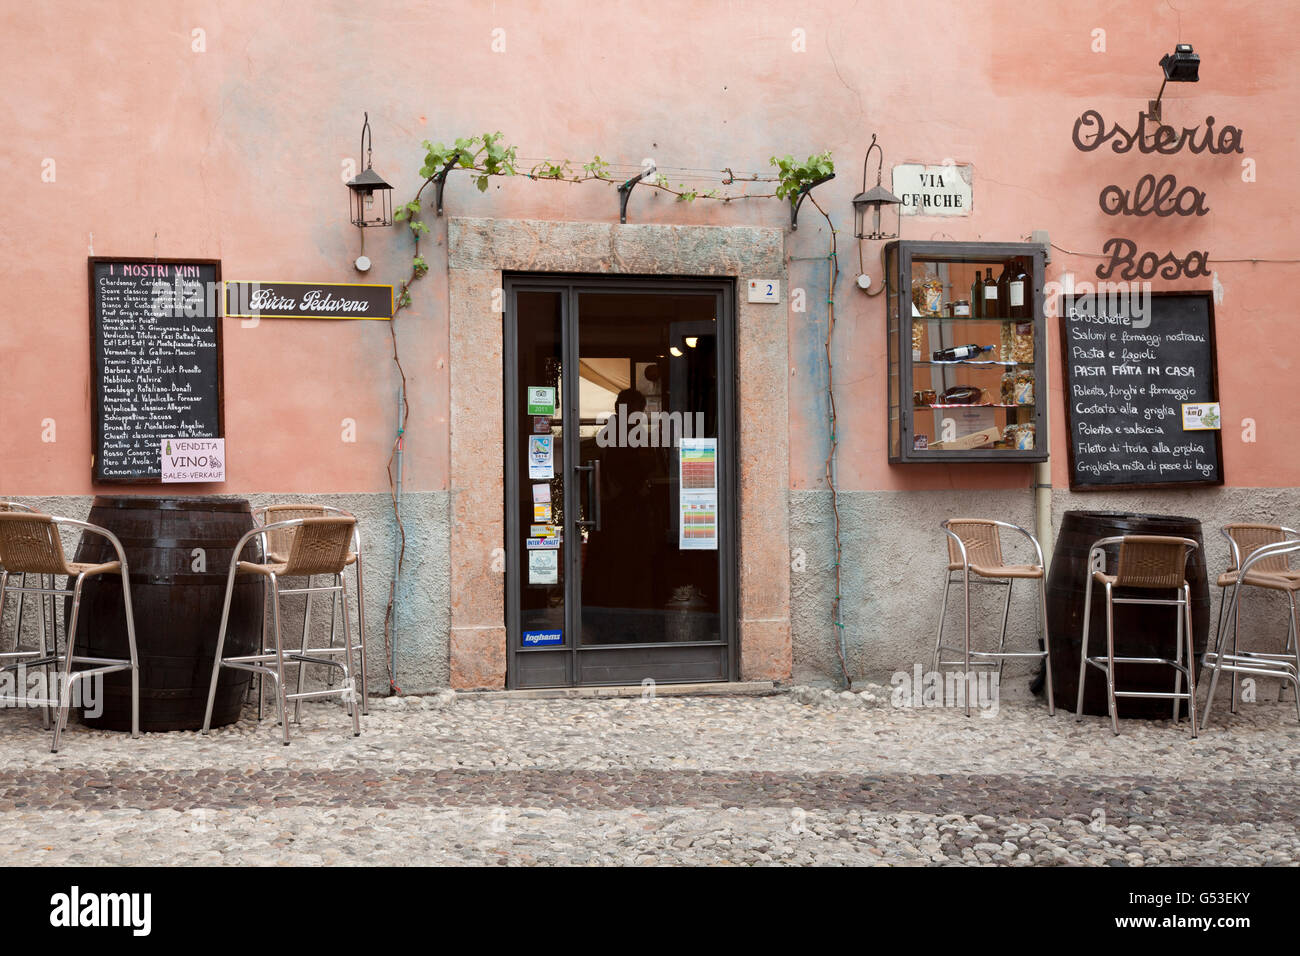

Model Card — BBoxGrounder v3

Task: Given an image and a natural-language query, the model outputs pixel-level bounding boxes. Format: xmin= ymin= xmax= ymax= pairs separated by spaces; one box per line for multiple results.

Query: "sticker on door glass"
xmin=528 ymin=435 xmax=553 ymax=480
xmin=679 ymin=437 xmax=718 ymax=550
xmin=522 ymin=628 xmax=563 ymax=646
xmin=527 ymin=386 xmax=556 ymax=416
xmin=532 ymin=416 xmax=552 ymax=434
xmin=532 ymin=481 xmax=552 ymax=521
xmin=527 ymin=551 xmax=559 ymax=586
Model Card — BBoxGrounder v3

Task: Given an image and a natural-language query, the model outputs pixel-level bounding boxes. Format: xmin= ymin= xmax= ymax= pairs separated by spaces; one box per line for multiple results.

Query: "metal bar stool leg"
xmin=932 ymin=573 xmax=952 ymax=674
xmin=1289 ymin=594 xmax=1300 ymax=723
xmin=38 ymin=575 xmax=52 ymax=730
xmin=1076 ymin=572 xmax=1095 ymax=719
xmin=1202 ymin=579 xmax=1239 ymax=730
xmin=1104 ymin=582 xmax=1120 ymax=736
xmin=1039 ymin=575 xmax=1055 ymax=715
xmin=115 ymin=567 xmax=141 ymax=739
xmin=258 ymin=576 xmax=270 ymax=722
xmin=354 ymin=550 xmax=369 ymax=715
xmin=340 ymin=575 xmax=361 ymax=737
xmin=269 ymin=574 xmax=291 ymax=745
xmin=1230 ymin=589 xmax=1242 ymax=714
xmin=996 ymin=579 xmax=1013 ymax=683
xmin=325 ymin=588 xmax=339 ymax=688
xmin=293 ymin=575 xmax=314 ymax=723
xmin=203 ymin=560 xmax=243 ymax=734
xmin=1173 ymin=591 xmax=1185 ymax=723
xmin=1185 ymin=584 xmax=1199 ymax=738
xmin=963 ymin=568 xmax=972 ymax=718
xmin=1282 ymin=593 xmax=1298 ymax=704
xmin=51 ymin=575 xmax=87 ymax=753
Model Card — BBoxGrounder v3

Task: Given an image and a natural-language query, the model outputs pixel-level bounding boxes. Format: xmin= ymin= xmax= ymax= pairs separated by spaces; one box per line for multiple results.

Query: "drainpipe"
xmin=1035 ymin=459 xmax=1053 ymax=570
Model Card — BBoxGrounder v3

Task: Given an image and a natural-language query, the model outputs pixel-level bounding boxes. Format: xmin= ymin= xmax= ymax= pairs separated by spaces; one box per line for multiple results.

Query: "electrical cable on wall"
xmin=807 ymin=194 xmax=853 ymax=690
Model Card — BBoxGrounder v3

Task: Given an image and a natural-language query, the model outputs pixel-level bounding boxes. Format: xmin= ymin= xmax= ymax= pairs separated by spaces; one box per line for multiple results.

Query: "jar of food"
xmin=1013 ymin=369 xmax=1035 ymax=405
xmin=948 ymin=299 xmax=971 ymax=318
xmin=1012 ymin=321 xmax=1034 ymax=364
xmin=912 ymin=272 xmax=943 ymax=316
xmin=1002 ymin=422 xmax=1036 ymax=450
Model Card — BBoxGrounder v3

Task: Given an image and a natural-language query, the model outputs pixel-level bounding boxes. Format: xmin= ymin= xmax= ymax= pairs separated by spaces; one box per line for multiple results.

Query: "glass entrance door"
xmin=505 ymin=278 xmax=735 ymax=688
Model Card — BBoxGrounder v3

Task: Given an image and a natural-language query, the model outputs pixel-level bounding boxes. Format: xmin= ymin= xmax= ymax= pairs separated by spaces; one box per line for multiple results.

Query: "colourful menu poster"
xmin=678 ymin=437 xmax=718 ymax=550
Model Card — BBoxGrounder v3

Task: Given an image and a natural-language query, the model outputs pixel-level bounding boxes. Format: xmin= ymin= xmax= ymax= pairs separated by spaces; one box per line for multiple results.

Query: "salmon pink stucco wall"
xmin=3 ymin=0 xmax=1299 ymax=500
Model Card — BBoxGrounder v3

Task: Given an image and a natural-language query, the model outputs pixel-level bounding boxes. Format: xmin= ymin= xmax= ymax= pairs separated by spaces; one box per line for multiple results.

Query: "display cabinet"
xmin=886 ymin=240 xmax=1048 ymax=463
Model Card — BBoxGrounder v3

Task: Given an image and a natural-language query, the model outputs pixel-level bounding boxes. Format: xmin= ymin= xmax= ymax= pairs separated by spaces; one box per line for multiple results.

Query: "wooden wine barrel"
xmin=69 ymin=496 xmax=264 ymax=731
xmin=1046 ymin=511 xmax=1209 ymax=719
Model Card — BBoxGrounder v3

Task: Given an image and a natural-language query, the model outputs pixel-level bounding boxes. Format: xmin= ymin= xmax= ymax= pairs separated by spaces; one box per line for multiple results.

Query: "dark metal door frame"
xmin=503 ymin=273 xmax=738 ymax=688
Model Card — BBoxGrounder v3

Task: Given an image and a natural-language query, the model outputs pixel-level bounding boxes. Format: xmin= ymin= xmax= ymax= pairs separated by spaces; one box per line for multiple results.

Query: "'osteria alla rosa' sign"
xmin=224 ymin=280 xmax=393 ymax=320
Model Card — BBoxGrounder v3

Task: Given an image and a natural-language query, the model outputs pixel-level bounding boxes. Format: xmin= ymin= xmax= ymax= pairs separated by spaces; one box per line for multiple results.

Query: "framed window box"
xmin=886 ymin=240 xmax=1048 ymax=464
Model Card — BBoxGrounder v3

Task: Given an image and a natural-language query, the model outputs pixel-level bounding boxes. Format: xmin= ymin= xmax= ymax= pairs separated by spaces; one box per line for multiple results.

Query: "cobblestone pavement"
xmin=0 ymin=686 xmax=1296 ymax=865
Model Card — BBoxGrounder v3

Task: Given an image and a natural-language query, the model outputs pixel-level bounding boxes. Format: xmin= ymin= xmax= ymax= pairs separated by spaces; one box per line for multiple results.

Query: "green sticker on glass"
xmin=527 ymin=386 xmax=555 ymax=416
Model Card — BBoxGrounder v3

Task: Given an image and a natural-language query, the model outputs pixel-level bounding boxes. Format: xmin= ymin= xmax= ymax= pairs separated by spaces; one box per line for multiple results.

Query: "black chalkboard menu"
xmin=1060 ymin=291 xmax=1222 ymax=490
xmin=88 ymin=257 xmax=223 ymax=483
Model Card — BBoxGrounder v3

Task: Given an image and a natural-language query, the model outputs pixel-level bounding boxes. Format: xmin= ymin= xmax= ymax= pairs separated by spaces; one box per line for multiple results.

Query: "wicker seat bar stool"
xmin=0 ymin=512 xmax=140 ymax=751
xmin=251 ymin=504 xmax=369 ymax=718
xmin=1075 ymin=535 xmax=1199 ymax=737
xmin=1207 ymin=524 xmax=1300 ymax=715
xmin=1201 ymin=537 xmax=1300 ymax=729
xmin=933 ymin=519 xmax=1055 ymax=717
xmin=201 ymin=516 xmax=362 ymax=744
xmin=0 ymin=502 xmax=57 ymax=727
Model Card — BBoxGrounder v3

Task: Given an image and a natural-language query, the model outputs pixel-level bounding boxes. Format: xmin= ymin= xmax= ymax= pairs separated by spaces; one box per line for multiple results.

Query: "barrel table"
xmin=69 ymin=496 xmax=264 ymax=731
xmin=1046 ymin=511 xmax=1210 ymax=719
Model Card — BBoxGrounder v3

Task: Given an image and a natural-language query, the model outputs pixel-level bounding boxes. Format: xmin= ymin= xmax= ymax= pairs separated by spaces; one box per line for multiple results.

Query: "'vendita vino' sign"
xmin=224 ymin=281 xmax=393 ymax=320
xmin=1071 ymin=110 xmax=1244 ymax=280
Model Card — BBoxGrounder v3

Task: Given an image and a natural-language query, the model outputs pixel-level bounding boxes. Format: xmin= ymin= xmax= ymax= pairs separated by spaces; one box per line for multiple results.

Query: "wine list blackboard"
xmin=89 ymin=257 xmax=224 ymax=483
xmin=1060 ymin=291 xmax=1222 ymax=491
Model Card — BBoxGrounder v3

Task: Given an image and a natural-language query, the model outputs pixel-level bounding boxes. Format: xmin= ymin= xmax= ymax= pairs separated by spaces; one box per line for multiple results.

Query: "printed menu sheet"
xmin=678 ymin=437 xmax=718 ymax=550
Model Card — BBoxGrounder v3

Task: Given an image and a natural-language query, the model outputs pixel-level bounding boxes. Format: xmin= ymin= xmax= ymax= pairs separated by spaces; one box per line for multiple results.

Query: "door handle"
xmin=574 ymin=460 xmax=602 ymax=532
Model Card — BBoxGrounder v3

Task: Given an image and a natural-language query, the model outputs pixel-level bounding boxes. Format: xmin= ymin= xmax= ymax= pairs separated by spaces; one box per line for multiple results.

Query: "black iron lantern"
xmin=346 ymin=112 xmax=393 ymax=232
xmin=1149 ymin=43 xmax=1200 ymax=121
xmin=851 ymin=134 xmax=902 ymax=241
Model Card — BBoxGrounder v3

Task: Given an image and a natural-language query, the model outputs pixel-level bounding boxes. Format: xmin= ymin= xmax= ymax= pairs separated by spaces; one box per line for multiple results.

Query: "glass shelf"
xmin=912 ymin=315 xmax=1033 ymax=322
xmin=914 ymin=359 xmax=1034 ymax=367
xmin=914 ymin=402 xmax=1035 ymax=410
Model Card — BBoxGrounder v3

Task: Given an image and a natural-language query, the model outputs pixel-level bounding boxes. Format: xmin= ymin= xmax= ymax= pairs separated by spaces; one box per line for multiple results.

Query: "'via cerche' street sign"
xmin=892 ymin=163 xmax=973 ymax=217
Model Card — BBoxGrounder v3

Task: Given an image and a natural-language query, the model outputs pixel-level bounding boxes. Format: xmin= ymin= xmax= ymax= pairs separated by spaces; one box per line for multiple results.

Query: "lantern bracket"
xmin=433 ymin=157 xmax=459 ymax=217
xmin=790 ymin=173 xmax=835 ymax=231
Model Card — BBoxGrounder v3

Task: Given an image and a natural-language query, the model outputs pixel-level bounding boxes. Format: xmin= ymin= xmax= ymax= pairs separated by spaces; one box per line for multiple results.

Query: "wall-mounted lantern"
xmin=852 ymin=134 xmax=901 ymax=242
xmin=345 ymin=112 xmax=394 ymax=272
xmin=1148 ymin=43 xmax=1200 ymax=123
xmin=851 ymin=134 xmax=901 ymax=292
